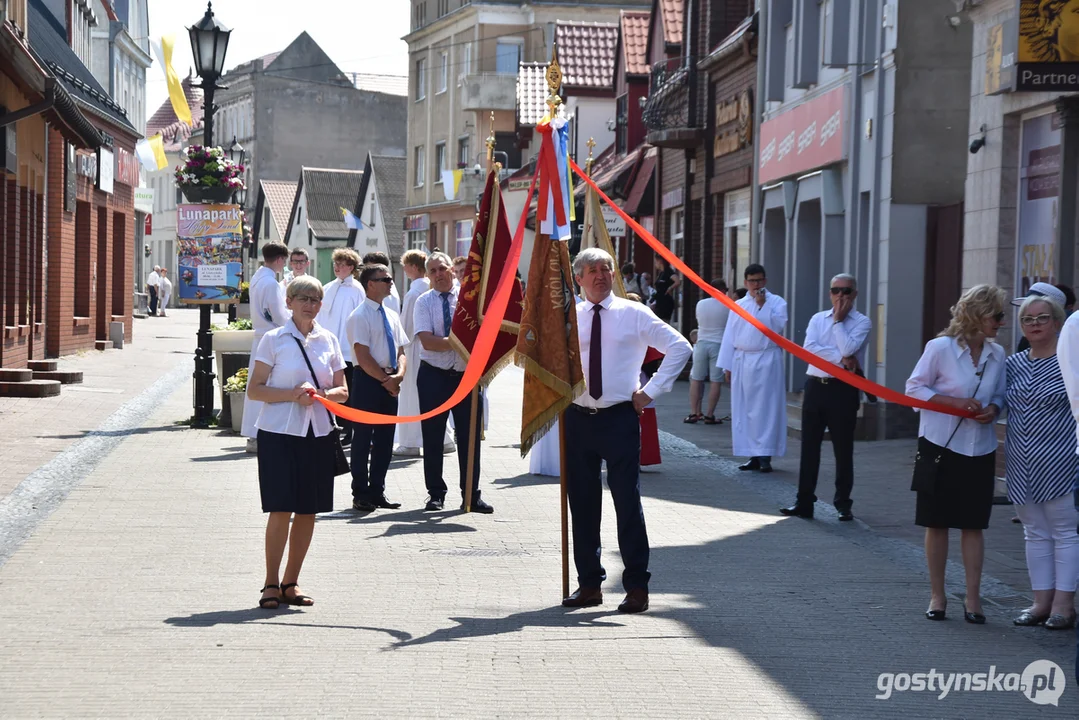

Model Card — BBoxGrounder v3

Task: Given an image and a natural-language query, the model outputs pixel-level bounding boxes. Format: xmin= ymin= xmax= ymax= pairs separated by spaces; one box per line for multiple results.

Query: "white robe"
xmin=528 ymin=419 xmax=560 ymax=477
xmin=316 ymin=275 xmax=364 ymax=363
xmin=716 ymin=291 xmax=788 ymax=458
xmin=242 ymin=266 xmax=290 ymax=438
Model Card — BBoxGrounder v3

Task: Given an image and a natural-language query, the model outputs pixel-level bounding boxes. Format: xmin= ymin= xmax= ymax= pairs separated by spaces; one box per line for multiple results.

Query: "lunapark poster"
xmin=176 ymin=204 xmax=244 ymax=304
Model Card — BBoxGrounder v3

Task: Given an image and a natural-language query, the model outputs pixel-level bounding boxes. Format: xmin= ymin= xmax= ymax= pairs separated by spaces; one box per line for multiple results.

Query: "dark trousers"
xmin=564 ymin=403 xmax=650 ymax=591
xmin=418 ymin=362 xmax=482 ymax=501
xmin=339 ymin=363 xmax=356 ymax=441
xmin=148 ymin=286 xmax=158 ymax=315
xmin=349 ymin=371 xmax=398 ymax=500
xmin=797 ymin=377 xmax=859 ymax=512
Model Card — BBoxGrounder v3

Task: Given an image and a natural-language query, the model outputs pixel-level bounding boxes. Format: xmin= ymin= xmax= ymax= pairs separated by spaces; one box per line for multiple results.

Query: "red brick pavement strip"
xmin=0 ymin=309 xmax=227 ymax=501
xmin=653 ymin=382 xmax=1035 ymax=601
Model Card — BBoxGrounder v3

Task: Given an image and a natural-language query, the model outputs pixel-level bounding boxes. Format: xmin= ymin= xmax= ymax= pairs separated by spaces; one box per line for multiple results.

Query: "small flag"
xmin=154 ymin=35 xmax=192 ymax=127
xmin=440 ymin=169 xmax=464 ymax=201
xmin=340 ymin=207 xmax=363 ymax=230
xmin=135 ymin=135 xmax=169 ymax=171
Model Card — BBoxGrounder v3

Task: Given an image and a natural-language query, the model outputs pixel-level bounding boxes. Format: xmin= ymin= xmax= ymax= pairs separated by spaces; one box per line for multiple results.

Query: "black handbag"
xmin=292 ymin=336 xmax=351 ymax=477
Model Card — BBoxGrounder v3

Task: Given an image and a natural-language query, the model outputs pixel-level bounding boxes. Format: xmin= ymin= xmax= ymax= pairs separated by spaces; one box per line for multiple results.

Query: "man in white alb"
xmin=780 ymin=274 xmax=872 ymax=521
xmin=717 ymin=263 xmax=788 ymax=473
xmin=242 ymin=242 xmax=291 ymax=452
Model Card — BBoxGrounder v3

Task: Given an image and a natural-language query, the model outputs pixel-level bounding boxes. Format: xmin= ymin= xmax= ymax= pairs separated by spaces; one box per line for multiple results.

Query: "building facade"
xmin=755 ymin=0 xmax=973 ymax=437
xmin=403 ymin=0 xmax=648 ymax=254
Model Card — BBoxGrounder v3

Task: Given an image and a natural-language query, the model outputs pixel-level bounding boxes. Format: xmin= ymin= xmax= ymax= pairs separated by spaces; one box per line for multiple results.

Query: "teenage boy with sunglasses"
xmin=781 ymin=273 xmax=872 ymax=521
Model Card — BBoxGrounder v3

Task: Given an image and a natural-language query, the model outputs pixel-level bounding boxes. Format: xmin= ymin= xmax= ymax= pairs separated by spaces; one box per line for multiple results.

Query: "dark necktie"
xmin=589 ymin=304 xmax=603 ymax=400
xmin=441 ymin=292 xmax=452 ymax=338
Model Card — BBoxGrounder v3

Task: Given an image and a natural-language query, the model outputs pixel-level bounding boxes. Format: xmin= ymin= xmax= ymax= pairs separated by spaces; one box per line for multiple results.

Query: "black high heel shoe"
xmin=925 ymin=608 xmax=947 ymax=621
xmin=963 ymin=605 xmax=986 ymax=624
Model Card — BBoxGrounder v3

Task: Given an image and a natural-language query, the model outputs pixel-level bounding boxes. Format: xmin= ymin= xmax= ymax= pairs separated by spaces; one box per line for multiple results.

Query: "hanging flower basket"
xmin=174 ymin=145 xmax=245 ymax=205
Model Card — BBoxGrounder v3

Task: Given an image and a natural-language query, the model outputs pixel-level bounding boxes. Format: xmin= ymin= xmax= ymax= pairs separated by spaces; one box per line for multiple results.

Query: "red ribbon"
xmin=307 ymin=164 xmax=539 ymax=424
xmin=536 ymin=121 xmax=567 ymax=229
xmin=568 ymin=158 xmax=974 ymax=420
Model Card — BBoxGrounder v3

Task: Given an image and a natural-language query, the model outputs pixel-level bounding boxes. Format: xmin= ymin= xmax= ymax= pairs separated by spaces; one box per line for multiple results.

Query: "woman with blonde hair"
xmin=906 ymin=284 xmax=1007 ymax=624
xmin=249 ymin=275 xmax=349 ymax=608
xmin=1007 ymin=295 xmax=1079 ymax=629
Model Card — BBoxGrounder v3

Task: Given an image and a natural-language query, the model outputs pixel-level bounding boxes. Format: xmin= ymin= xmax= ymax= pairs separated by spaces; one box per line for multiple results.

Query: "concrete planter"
xmin=228 ymin=392 xmax=245 ymax=433
xmin=212 ymin=329 xmax=254 ymax=353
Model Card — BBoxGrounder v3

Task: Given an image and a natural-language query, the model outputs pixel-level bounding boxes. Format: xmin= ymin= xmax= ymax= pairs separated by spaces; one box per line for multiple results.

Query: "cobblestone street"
xmin=0 ymin=311 xmax=1074 ymax=717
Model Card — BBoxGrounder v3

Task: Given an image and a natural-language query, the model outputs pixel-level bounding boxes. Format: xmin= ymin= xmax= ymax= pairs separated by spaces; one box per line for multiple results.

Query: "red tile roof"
xmin=621 ymin=11 xmax=651 ymax=76
xmin=146 ymin=73 xmax=204 ymax=151
xmin=517 ymin=62 xmax=548 ymax=126
xmin=555 ymin=21 xmax=618 ymax=89
xmin=660 ymin=0 xmax=684 ymax=46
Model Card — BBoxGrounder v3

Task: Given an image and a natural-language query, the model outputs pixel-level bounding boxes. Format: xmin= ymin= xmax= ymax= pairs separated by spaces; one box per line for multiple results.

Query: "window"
xmin=438 ymin=52 xmax=448 ymax=93
xmin=458 ymin=136 xmax=471 ymax=168
xmin=415 ymin=58 xmax=426 ymax=101
xmin=615 ymin=94 xmax=628 ymax=154
xmin=438 ymin=0 xmax=449 ymax=18
xmin=414 ymin=146 xmax=426 ymax=187
xmin=264 ymin=207 xmax=271 ymax=238
xmin=496 ymin=41 xmax=521 ymax=75
xmin=462 ymin=43 xmax=472 ymax=77
xmin=671 ymin=208 xmax=684 ymax=259
xmin=434 ymin=142 xmax=446 ymax=182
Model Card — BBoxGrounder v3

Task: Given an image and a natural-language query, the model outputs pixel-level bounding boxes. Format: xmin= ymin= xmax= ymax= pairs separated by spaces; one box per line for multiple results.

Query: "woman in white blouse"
xmin=316 ymin=248 xmax=364 ymax=445
xmin=906 ymin=284 xmax=1007 ymax=625
xmin=248 ymin=275 xmax=348 ymax=609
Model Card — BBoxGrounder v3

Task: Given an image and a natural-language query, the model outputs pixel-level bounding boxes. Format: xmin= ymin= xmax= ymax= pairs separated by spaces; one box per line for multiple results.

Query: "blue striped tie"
xmin=441 ymin=292 xmax=452 ymax=338
xmin=379 ymin=305 xmax=397 ymax=372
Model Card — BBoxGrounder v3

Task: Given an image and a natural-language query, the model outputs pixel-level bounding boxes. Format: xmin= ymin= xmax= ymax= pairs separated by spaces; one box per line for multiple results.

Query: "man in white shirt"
xmin=242 ymin=242 xmax=291 ymax=451
xmin=316 ymin=247 xmax=364 ymax=444
xmin=781 ymin=273 xmax=872 ymax=521
xmin=414 ymin=252 xmax=492 ymax=514
xmin=146 ymin=266 xmax=161 ymax=316
xmin=158 ymin=268 xmax=173 ymax=316
xmin=687 ymin=278 xmax=730 ymax=424
xmin=717 ymin=263 xmax=789 ymax=473
xmin=363 ymin=251 xmax=401 ymax=313
xmin=561 ymin=248 xmax=691 ymax=614
xmin=346 ymin=263 xmax=408 ymax=512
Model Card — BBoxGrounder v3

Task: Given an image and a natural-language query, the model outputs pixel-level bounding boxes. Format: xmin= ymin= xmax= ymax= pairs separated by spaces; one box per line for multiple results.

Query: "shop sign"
xmin=601 ymin=205 xmax=626 ymax=237
xmin=404 ymin=213 xmax=429 ymax=231
xmin=134 ymin=187 xmax=154 ymax=213
xmin=1015 ymin=114 xmax=1061 ymax=305
xmin=64 ymin=144 xmax=76 ymax=212
xmin=116 ymin=148 xmax=139 ymax=186
xmin=97 ymin=147 xmax=114 ymax=194
xmin=145 ymin=214 xmax=153 ymax=235
xmin=507 ymin=178 xmax=532 ymax=192
xmin=759 ymin=85 xmax=845 ymax=184
xmin=988 ymin=6 xmax=1079 ymax=93
xmin=76 ymin=150 xmax=97 ymax=180
xmin=714 ymin=89 xmax=753 ymax=159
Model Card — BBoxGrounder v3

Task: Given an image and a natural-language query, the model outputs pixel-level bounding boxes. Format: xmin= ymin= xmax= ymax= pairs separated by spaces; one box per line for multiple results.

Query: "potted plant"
xmin=175 ymin=145 xmax=245 ymax=204
xmin=235 ymin=281 xmax=251 ymax=319
xmin=223 ymin=368 xmax=248 ymax=434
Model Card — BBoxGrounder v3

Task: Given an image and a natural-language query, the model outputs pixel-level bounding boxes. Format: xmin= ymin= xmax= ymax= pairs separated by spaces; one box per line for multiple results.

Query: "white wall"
xmin=567 ymin=96 xmax=616 ymax=163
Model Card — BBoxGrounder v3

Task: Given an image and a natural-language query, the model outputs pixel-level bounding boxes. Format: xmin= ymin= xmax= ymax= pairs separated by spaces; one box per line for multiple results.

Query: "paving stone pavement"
xmin=0 ymin=319 xmax=1075 ymax=718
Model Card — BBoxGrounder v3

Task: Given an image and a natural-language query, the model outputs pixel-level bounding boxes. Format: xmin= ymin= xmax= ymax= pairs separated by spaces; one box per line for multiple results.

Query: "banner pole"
xmin=559 ymin=409 xmax=569 ymax=599
xmin=464 ymin=386 xmax=480 ymax=513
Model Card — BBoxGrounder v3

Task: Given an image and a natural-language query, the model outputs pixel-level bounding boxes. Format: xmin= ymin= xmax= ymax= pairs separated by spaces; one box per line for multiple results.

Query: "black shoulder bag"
xmin=291 ymin=336 xmax=351 ymax=477
xmin=910 ymin=367 xmax=985 ymax=494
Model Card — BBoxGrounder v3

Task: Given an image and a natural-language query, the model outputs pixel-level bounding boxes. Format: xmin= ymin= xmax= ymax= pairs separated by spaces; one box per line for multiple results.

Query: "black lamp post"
xmin=227 ymin=137 xmax=246 ymax=323
xmin=188 ymin=1 xmax=232 ymax=428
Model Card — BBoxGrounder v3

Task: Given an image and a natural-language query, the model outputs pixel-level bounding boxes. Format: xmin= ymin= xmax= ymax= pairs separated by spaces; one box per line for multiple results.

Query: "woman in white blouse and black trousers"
xmin=248 ymin=275 xmax=349 ymax=609
xmin=906 ymin=285 xmax=1007 ymax=624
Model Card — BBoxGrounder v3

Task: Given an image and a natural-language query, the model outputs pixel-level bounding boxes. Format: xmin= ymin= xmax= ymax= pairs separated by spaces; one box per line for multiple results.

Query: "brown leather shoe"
xmin=618 ymin=588 xmax=649 ymax=614
xmin=562 ymin=587 xmax=603 ymax=608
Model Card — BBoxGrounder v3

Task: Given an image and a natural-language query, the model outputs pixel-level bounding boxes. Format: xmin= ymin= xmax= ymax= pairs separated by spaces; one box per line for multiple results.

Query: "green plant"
xmin=211 ymin=319 xmax=252 ymax=332
xmin=224 ymin=368 xmax=248 ymax=393
xmin=239 ymin=281 xmax=250 ymax=303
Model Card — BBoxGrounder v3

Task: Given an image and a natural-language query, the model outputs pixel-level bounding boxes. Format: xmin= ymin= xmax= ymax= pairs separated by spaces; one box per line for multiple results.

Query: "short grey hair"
xmin=573 ymin=247 xmax=614 ymax=276
xmin=153 ymin=265 xmax=161 ymax=271
xmin=285 ymin=274 xmax=324 ymax=301
xmin=1019 ymin=295 xmax=1065 ymax=326
xmin=426 ymin=251 xmax=453 ymax=270
xmin=831 ymin=273 xmax=857 ymax=290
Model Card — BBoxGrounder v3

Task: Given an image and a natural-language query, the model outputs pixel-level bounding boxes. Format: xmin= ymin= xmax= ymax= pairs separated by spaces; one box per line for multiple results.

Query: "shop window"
xmin=96 ymin=207 xmax=108 ymax=339
xmin=113 ymin=212 xmax=127 ymax=317
xmin=74 ymin=201 xmax=91 ymax=317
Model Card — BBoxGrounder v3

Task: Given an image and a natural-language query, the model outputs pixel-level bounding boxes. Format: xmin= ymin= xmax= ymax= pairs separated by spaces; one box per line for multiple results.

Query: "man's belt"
xmin=570 ymin=401 xmax=633 ymax=416
xmin=421 ymin=361 xmax=463 ymax=376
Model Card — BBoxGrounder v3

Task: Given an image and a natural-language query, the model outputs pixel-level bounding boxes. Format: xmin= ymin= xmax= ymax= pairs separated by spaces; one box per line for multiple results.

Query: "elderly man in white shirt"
xmin=316 ymin=248 xmax=365 ymax=444
xmin=345 ymin=262 xmax=408 ymax=512
xmin=414 ymin=251 xmax=491 ymax=514
xmin=242 ymin=242 xmax=291 ymax=451
xmin=146 ymin=266 xmax=161 ymax=316
xmin=561 ymin=248 xmax=692 ymax=615
xmin=780 ymin=273 xmax=872 ymax=521
xmin=717 ymin=263 xmax=789 ymax=473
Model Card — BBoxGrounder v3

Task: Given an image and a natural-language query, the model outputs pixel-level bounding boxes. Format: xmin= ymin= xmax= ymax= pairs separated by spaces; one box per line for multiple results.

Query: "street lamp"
xmin=187 ymin=0 xmax=232 ymax=428
xmin=230 ymin=137 xmax=245 ymax=166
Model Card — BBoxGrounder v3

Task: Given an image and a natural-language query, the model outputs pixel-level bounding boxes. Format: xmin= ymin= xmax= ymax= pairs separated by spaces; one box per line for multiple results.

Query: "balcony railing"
xmin=4 ymin=0 xmax=29 ymax=38
xmin=642 ymin=57 xmax=702 ymax=149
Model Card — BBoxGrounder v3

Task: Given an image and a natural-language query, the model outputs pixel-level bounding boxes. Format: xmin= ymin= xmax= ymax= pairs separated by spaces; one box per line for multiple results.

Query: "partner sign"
xmin=176 ymin=204 xmax=244 ymax=304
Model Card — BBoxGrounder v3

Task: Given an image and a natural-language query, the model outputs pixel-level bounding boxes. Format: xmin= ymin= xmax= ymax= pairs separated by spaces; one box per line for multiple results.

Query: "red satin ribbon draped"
xmin=308 ymin=165 xmax=540 ymax=424
xmin=567 ymin=158 xmax=974 ymax=420
xmin=536 ymin=121 xmax=567 ymax=229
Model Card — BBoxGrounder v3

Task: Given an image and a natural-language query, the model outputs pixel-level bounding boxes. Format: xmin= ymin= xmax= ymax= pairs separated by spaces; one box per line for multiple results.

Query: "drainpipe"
xmin=750 ymin=2 xmax=766 ymax=262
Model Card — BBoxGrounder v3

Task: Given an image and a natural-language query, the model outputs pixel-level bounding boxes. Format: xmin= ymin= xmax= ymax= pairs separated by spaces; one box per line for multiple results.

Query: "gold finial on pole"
xmin=545 ymin=46 xmax=563 ymax=118
xmin=584 ymin=137 xmax=597 ymax=175
xmin=485 ymin=110 xmax=496 ymax=171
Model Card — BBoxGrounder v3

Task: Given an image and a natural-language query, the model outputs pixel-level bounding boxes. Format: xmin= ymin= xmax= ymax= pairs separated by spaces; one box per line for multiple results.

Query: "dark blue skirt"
xmin=257 ymin=429 xmax=336 ymax=514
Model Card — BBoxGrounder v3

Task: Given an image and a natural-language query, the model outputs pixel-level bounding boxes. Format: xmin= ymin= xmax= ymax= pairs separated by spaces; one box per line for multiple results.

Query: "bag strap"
xmin=291 ymin=336 xmax=322 ymax=390
xmin=941 ymin=358 xmax=989 ymax=451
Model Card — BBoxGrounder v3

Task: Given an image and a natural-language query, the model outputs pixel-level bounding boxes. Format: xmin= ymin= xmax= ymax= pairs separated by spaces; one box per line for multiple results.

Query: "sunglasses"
xmin=371 ymin=277 xmax=394 ymax=284
xmin=991 ymin=312 xmax=1006 ymax=323
xmin=1020 ymin=313 xmax=1052 ymax=326
xmin=830 ymin=287 xmax=854 ymax=296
